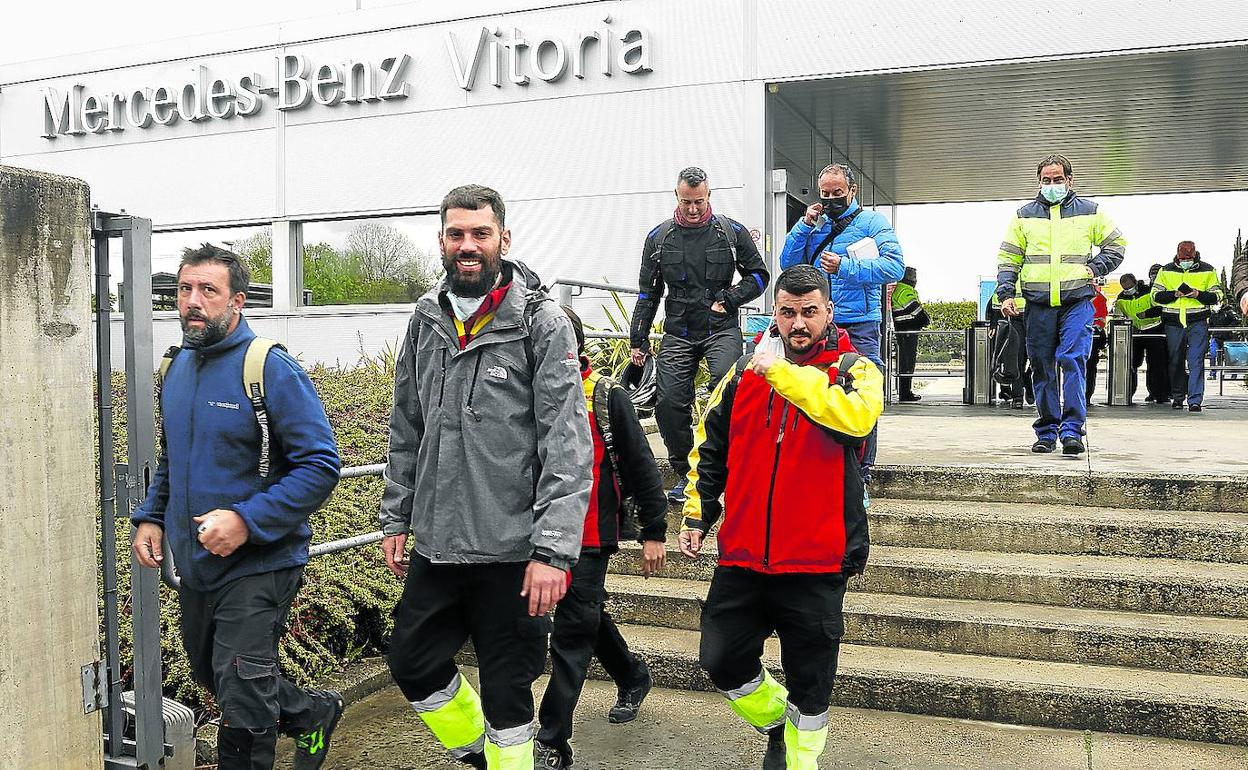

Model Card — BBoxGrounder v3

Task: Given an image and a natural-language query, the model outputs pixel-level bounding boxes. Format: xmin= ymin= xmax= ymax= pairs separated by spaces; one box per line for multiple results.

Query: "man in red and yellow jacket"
xmin=679 ymin=264 xmax=884 ymax=770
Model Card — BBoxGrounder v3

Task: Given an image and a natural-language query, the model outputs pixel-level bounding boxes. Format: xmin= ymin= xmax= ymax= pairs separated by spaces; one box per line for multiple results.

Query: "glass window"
xmin=300 ymin=215 xmax=442 ymax=306
xmin=109 ymin=224 xmax=271 ymax=311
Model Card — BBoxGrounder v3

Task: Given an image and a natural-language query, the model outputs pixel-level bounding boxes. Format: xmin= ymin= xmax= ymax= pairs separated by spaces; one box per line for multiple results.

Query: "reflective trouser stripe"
xmin=484 ymin=721 xmax=537 ymax=769
xmin=784 ymin=716 xmax=829 ymax=770
xmin=410 ymin=673 xmax=486 ymax=758
xmin=721 ymin=669 xmax=788 ymax=732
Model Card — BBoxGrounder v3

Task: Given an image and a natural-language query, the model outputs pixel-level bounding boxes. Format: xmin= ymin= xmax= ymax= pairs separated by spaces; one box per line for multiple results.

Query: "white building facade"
xmin=2 ymin=0 xmax=1246 ymax=365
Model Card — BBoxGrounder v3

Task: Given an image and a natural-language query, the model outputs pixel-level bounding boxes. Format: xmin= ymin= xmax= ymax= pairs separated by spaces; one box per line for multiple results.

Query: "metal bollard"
xmin=964 ymin=321 xmax=994 ymax=405
xmin=1107 ymin=319 xmax=1134 ymax=406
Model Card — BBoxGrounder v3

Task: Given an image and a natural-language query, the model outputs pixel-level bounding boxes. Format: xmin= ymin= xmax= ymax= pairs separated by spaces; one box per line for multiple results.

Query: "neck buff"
xmin=674 ymin=203 xmax=714 ymax=228
xmin=447 ymin=272 xmax=503 ymax=321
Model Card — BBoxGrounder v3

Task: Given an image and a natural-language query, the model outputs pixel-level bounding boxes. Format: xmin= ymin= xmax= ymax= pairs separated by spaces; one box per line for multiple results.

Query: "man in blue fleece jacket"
xmin=131 ymin=244 xmax=342 ymax=770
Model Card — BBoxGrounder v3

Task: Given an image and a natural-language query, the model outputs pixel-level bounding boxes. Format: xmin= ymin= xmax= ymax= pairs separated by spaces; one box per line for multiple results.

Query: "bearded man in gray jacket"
xmin=380 ymin=184 xmax=593 ymax=769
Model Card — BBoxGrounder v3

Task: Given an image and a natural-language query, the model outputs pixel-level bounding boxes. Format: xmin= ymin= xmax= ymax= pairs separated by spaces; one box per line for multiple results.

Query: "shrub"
xmin=918 ymin=300 xmax=976 ymax=358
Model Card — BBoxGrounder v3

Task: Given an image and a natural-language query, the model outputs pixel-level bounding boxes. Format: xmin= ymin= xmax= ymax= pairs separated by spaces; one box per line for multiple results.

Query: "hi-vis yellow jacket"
xmin=996 ymin=193 xmax=1126 ymax=308
xmin=1152 ymin=260 xmax=1224 ymax=327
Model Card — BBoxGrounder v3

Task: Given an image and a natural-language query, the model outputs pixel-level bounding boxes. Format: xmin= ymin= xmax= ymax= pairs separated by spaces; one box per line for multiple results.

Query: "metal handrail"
xmin=160 ymin=464 xmax=388 ymax=590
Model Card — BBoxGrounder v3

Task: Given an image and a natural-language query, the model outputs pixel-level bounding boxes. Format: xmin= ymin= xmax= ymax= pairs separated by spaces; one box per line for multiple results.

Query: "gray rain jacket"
xmin=380 ymin=260 xmax=593 ymax=571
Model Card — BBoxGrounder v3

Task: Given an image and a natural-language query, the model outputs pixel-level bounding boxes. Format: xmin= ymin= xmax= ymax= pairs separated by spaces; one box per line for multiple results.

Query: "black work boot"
xmin=1061 ymin=436 xmax=1086 ymax=456
xmin=217 ymin=726 xmax=278 ymax=770
xmin=608 ymin=660 xmax=653 ymax=724
xmin=459 ymin=752 xmax=487 ymax=769
xmin=293 ymin=689 xmax=344 ymax=770
xmin=762 ymin=725 xmax=786 ymax=770
xmin=1031 ymin=439 xmax=1056 ymax=454
xmin=536 ymin=740 xmax=571 ymax=769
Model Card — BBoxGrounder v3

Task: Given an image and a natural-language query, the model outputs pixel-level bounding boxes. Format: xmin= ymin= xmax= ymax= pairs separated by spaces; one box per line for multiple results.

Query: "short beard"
xmin=181 ymin=307 xmax=234 ymax=347
xmin=444 ymin=253 xmax=502 ymax=298
xmin=781 ymin=326 xmax=826 ymax=358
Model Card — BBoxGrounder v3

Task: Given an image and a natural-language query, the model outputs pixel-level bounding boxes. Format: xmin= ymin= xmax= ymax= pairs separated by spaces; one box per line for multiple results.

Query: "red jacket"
xmin=1092 ymin=286 xmax=1108 ymax=331
xmin=683 ymin=328 xmax=884 ymax=574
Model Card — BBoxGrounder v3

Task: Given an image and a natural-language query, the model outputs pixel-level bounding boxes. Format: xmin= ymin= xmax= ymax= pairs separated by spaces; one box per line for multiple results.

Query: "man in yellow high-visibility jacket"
xmin=996 ymin=154 xmax=1126 ymax=455
xmin=1112 ymin=272 xmax=1169 ymax=403
xmin=1152 ymin=241 xmax=1225 ymax=412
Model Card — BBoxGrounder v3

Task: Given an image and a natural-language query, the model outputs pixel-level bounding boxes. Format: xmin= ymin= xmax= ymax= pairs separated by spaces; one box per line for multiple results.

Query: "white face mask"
xmin=446 ymin=292 xmax=486 ymax=321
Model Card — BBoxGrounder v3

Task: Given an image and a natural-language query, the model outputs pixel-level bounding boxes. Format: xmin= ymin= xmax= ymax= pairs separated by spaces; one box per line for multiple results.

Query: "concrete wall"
xmin=0 ymin=166 xmax=102 ymax=768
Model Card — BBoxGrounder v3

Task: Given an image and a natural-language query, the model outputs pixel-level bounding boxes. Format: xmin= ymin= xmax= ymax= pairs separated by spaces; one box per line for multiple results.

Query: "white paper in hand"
xmin=847 ymin=237 xmax=880 ymax=260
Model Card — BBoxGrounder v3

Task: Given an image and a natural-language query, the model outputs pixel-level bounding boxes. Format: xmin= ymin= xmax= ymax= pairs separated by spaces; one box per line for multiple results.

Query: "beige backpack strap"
xmin=243 ymin=338 xmax=283 ymax=478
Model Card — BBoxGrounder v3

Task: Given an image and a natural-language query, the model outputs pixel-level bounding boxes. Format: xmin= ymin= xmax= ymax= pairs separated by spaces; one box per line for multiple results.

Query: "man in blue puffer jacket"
xmin=132 ymin=244 xmax=342 ymax=770
xmin=780 ymin=163 xmax=906 ymax=480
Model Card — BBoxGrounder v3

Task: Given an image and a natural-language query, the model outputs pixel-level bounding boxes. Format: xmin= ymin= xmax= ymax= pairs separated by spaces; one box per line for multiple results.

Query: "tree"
xmin=302 ymin=242 xmax=364 ymax=305
xmin=232 ymin=229 xmax=273 ymax=284
xmin=344 ymin=222 xmax=438 ymax=300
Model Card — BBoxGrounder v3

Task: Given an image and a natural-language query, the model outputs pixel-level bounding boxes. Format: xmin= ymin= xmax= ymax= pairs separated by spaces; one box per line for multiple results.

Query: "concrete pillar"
xmin=0 ymin=165 xmax=103 ymax=769
xmin=271 ymin=219 xmax=303 ymax=312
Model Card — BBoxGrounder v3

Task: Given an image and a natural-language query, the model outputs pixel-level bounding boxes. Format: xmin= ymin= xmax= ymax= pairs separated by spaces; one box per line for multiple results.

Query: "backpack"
xmin=158 ymin=337 xmax=285 ymax=478
xmin=591 ymin=375 xmax=639 ymax=539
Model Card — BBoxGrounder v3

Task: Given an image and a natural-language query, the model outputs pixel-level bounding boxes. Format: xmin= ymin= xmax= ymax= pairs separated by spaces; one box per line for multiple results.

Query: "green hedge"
xmin=107 ymin=360 xmax=402 ymax=724
xmin=917 ymin=300 xmax=977 ymax=358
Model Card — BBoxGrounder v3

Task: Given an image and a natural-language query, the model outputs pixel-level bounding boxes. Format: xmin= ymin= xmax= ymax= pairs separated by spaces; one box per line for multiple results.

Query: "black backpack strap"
xmin=807 ymin=208 xmax=863 ymax=267
xmin=713 ymin=214 xmax=740 ymax=265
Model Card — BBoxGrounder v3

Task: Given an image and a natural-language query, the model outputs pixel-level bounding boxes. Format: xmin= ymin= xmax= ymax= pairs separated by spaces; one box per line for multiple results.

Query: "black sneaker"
xmin=1172 ymin=400 xmax=1184 ymax=410
xmin=1189 ymin=404 xmax=1203 ymax=413
xmin=536 ymin=741 xmax=569 ymax=769
xmin=608 ymin=661 xmax=652 ymax=723
xmin=293 ymin=690 xmax=343 ymax=770
xmin=667 ymin=483 xmax=687 ymax=504
xmin=899 ymin=393 xmax=922 ymax=402
xmin=1031 ymin=440 xmax=1056 ymax=454
xmin=763 ymin=725 xmax=786 ymax=770
xmin=1062 ymin=437 xmax=1086 ymax=456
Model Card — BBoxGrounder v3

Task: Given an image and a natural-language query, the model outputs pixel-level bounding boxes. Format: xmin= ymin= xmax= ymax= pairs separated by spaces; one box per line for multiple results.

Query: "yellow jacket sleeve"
xmin=763 ymin=353 xmax=884 ymax=439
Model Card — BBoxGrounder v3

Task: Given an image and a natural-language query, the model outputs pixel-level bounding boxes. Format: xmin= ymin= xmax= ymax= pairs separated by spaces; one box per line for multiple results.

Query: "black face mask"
xmin=821 ymin=195 xmax=851 ymax=219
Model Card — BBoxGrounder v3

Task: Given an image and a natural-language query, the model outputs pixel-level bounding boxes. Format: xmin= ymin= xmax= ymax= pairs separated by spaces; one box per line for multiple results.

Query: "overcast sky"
xmin=5 ymin=2 xmax=1244 ymax=302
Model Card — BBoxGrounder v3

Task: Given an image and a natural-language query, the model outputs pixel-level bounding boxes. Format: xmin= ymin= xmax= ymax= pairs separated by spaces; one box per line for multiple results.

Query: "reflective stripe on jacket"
xmin=996 ymin=193 xmax=1126 ymax=308
xmin=680 ymin=328 xmax=884 ymax=575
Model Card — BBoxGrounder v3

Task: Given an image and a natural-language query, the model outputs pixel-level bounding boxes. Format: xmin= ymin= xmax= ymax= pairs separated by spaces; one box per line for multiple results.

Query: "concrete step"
xmin=871 ymin=464 xmax=1248 ymax=514
xmin=602 ymin=574 xmax=1248 ymax=677
xmin=610 ymin=543 xmax=1248 ymax=618
xmin=868 ymin=498 xmax=1248 ymax=564
xmin=652 ymin=498 xmax=1248 ymax=564
xmin=608 ymin=623 xmax=1248 ymax=746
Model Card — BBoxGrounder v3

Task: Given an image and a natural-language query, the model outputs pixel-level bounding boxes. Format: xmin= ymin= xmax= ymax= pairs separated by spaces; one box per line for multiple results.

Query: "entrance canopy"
xmin=769 ymin=43 xmax=1248 ymax=206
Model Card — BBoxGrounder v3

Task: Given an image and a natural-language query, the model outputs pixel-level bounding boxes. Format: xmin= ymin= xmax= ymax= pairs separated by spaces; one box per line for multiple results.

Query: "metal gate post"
xmin=965 ymin=321 xmax=993 ymax=405
xmin=1107 ymin=318 xmax=1134 ymax=406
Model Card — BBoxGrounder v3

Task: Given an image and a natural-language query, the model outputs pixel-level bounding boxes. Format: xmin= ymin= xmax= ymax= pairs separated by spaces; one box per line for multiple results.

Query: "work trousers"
xmin=179 ymin=566 xmax=316 ymax=770
xmin=537 ymin=551 xmax=646 ymax=762
xmin=840 ymin=321 xmax=882 ymax=478
xmin=1024 ymin=300 xmax=1094 ymax=442
xmin=895 ymin=331 xmax=918 ymax=399
xmin=699 ymin=566 xmax=847 ymax=716
xmin=1130 ymin=330 xmax=1171 ymax=402
xmin=656 ymin=330 xmax=743 ymax=477
xmin=1166 ymin=320 xmax=1211 ymax=406
xmin=993 ymin=316 xmax=1032 ymax=402
xmin=387 ymin=556 xmax=550 ymax=736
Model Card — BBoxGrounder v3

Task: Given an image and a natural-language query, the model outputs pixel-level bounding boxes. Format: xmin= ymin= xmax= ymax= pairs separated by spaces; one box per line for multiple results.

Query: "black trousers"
xmin=179 ymin=566 xmax=315 ymax=770
xmin=387 ymin=555 xmax=551 ymax=731
xmin=896 ymin=331 xmax=918 ymax=398
xmin=993 ymin=317 xmax=1033 ymax=401
xmin=699 ymin=566 xmax=847 ymax=715
xmin=537 ymin=551 xmax=645 ymax=759
xmin=1131 ymin=332 xmax=1171 ymax=401
xmin=656 ymin=330 xmax=743 ymax=477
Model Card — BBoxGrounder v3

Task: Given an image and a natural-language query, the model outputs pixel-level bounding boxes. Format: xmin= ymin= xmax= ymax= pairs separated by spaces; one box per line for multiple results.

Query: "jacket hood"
xmin=421 ymin=259 xmax=549 ymax=329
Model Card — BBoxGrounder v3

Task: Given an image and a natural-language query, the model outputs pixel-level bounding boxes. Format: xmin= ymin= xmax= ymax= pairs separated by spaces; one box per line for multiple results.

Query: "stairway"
xmin=597 ymin=464 xmax=1248 ymax=745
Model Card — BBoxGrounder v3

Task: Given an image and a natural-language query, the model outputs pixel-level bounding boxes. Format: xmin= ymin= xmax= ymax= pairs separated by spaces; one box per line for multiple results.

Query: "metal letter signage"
xmin=39 ymin=16 xmax=652 ymax=139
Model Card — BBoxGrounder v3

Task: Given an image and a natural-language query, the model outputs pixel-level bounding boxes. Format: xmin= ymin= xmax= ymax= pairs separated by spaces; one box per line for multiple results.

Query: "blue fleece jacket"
xmin=132 ymin=317 xmax=340 ymax=592
xmin=779 ymin=200 xmax=906 ymax=325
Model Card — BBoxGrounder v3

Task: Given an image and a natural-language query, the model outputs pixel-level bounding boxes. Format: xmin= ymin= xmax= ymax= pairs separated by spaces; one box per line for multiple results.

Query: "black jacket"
xmin=630 ymin=216 xmax=769 ymax=348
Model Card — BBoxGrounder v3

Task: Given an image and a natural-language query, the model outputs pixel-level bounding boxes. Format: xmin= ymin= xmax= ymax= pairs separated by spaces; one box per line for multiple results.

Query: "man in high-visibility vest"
xmin=1112 ymin=272 xmax=1170 ymax=403
xmin=996 ymin=154 xmax=1126 ymax=455
xmin=889 ymin=266 xmax=929 ymax=402
xmin=1152 ymin=241 xmax=1225 ymax=412
xmin=680 ymin=264 xmax=884 ymax=770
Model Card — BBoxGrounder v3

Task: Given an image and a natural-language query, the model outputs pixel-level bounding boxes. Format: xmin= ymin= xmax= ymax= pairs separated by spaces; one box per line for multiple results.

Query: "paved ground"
xmin=648 ymin=372 xmax=1248 ymax=478
xmin=276 ymin=670 xmax=1248 ymax=769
